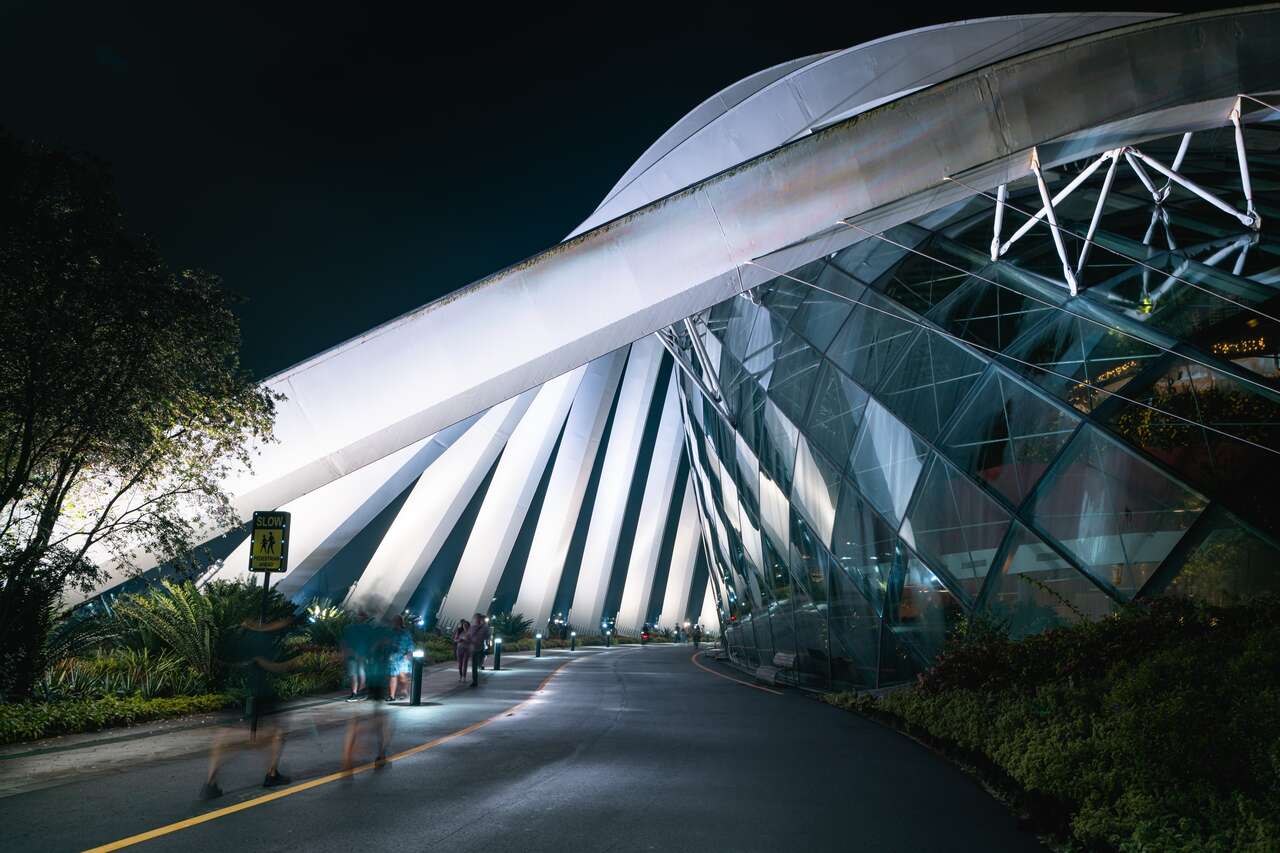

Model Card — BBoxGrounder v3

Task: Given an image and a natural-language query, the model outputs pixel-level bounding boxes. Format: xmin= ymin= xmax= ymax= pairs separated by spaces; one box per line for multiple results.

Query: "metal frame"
xmin=983 ymin=108 xmax=1264 ymax=296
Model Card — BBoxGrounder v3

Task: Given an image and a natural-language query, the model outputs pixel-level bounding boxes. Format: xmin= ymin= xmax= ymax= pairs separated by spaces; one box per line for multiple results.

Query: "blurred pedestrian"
xmin=344 ymin=618 xmax=393 ymax=770
xmin=692 ymin=624 xmax=703 ymax=648
xmin=343 ymin=611 xmax=370 ymax=702
xmin=388 ymin=615 xmax=413 ymax=701
xmin=201 ymin=615 xmax=296 ymax=799
xmin=453 ymin=619 xmax=471 ymax=682
xmin=466 ymin=613 xmax=490 ymax=688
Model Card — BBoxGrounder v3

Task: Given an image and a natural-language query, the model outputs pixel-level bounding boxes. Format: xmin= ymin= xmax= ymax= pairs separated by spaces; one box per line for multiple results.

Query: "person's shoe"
xmin=345 ymin=694 xmax=360 ymax=702
xmin=374 ymin=755 xmax=388 ymax=769
xmin=199 ymin=781 xmax=223 ymax=800
xmin=263 ymin=770 xmax=291 ymax=788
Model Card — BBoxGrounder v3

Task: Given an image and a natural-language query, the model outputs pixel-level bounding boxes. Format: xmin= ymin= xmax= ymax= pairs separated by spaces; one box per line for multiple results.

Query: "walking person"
xmin=452 ymin=619 xmax=471 ymax=682
xmin=201 ymin=615 xmax=297 ymax=799
xmin=343 ymin=611 xmax=370 ymax=702
xmin=466 ymin=613 xmax=490 ymax=688
xmin=344 ymin=618 xmax=393 ymax=770
xmin=388 ymin=615 xmax=414 ymax=701
xmin=692 ymin=624 xmax=703 ymax=649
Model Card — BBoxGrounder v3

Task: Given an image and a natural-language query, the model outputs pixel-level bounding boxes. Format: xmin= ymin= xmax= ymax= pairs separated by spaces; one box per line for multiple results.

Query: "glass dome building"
xmin=81 ymin=9 xmax=1280 ymax=689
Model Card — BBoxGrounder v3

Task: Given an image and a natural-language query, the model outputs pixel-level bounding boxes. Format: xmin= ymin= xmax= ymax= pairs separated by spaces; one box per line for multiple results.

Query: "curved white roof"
xmin=570 ymin=13 xmax=1168 ymax=237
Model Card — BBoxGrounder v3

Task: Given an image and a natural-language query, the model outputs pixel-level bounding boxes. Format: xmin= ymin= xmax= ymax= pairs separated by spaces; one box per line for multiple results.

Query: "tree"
xmin=0 ymin=132 xmax=278 ymax=697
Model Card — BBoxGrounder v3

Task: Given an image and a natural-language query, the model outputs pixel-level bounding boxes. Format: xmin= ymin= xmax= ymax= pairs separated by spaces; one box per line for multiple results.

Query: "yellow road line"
xmin=690 ymin=650 xmax=784 ymax=696
xmin=82 ymin=656 xmax=586 ymax=853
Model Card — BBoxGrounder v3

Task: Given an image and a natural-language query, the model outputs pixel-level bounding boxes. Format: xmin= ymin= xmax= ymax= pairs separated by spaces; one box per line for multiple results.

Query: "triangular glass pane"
xmin=1003 ymin=311 xmax=1162 ymax=414
xmin=982 ymin=521 xmax=1119 ymax=639
xmin=830 ymin=480 xmax=895 ymax=616
xmin=1160 ymin=505 xmax=1280 ymax=605
xmin=828 ymin=555 xmax=881 ymax=689
xmin=882 ymin=549 xmax=964 ymax=676
xmin=901 ymin=454 xmax=1012 ymax=606
xmin=789 ymin=285 xmax=854 ymax=352
xmin=878 ymin=330 xmax=986 ymax=439
xmin=766 ymin=329 xmax=822 ymax=426
xmin=827 ymin=290 xmax=920 ymax=391
xmin=847 ymin=400 xmax=928 ymax=527
xmin=792 ymin=437 xmax=842 ymax=546
xmin=806 ymin=362 xmax=869 ymax=464
xmin=1027 ymin=425 xmax=1208 ymax=598
xmin=928 ymin=266 xmax=1059 ymax=353
xmin=942 ymin=368 xmax=1080 ymax=505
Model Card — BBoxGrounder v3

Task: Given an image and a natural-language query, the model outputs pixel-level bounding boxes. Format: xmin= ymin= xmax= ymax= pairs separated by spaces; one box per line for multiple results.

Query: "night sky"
xmin=2 ymin=1 xmax=1215 ymax=379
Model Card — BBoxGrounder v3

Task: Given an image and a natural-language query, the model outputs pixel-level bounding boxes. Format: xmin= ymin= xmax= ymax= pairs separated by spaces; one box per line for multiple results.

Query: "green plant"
xmin=825 ymin=596 xmax=1280 ymax=851
xmin=39 ymin=648 xmax=206 ymax=700
xmin=205 ymin=579 xmax=296 ymax=640
xmin=0 ymin=693 xmax=233 ymax=744
xmin=303 ymin=598 xmax=352 ymax=648
xmin=488 ymin=611 xmax=533 ymax=641
xmin=110 ymin=581 xmax=218 ymax=684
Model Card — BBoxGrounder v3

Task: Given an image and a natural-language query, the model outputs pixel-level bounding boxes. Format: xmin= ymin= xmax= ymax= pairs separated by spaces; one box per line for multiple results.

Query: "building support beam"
xmin=614 ymin=375 xmax=683 ymax=633
xmin=437 ymin=368 xmax=585 ymax=624
xmin=510 ymin=351 xmax=627 ymax=630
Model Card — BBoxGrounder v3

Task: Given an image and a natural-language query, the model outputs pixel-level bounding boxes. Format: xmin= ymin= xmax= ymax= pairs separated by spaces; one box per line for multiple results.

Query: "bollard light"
xmin=410 ymin=649 xmax=425 ymax=705
xmin=570 ymin=630 xmax=576 ymax=651
xmin=535 ymin=632 xmax=543 ymax=658
xmin=493 ymin=636 xmax=503 ymax=671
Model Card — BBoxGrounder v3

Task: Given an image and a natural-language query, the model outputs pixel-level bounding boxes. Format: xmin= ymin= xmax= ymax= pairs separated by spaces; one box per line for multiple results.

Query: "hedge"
xmin=823 ymin=597 xmax=1280 ymax=852
xmin=0 ymin=693 xmax=234 ymax=745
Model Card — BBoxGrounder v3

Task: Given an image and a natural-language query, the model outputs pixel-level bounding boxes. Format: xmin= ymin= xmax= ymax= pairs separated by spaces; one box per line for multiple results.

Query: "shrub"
xmin=488 ymin=612 xmax=533 ymax=641
xmin=826 ymin=596 xmax=1280 ymax=851
xmin=110 ymin=581 xmax=218 ymax=684
xmin=273 ymin=649 xmax=344 ymax=699
xmin=303 ymin=598 xmax=351 ymax=648
xmin=0 ymin=693 xmax=233 ymax=744
xmin=39 ymin=649 xmax=206 ymax=700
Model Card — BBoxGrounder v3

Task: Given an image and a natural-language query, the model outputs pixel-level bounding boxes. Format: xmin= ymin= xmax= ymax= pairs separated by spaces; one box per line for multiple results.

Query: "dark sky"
xmin=1 ymin=1 xmax=1217 ymax=379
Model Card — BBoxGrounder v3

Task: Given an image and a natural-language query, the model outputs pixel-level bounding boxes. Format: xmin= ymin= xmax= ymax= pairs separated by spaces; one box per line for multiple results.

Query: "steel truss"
xmin=986 ymin=97 xmax=1263 ymax=295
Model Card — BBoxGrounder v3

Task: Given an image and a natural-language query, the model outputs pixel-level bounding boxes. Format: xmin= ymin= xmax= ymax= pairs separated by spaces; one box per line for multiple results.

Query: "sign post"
xmin=249 ymin=511 xmax=291 ymax=625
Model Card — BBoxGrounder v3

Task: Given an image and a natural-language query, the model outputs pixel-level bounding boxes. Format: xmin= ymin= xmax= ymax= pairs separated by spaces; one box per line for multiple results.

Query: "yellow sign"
xmin=249 ymin=511 xmax=290 ymax=573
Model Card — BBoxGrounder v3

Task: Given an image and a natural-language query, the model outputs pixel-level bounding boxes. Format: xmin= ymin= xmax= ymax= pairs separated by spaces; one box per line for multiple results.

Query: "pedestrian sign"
xmin=249 ymin=511 xmax=290 ymax=573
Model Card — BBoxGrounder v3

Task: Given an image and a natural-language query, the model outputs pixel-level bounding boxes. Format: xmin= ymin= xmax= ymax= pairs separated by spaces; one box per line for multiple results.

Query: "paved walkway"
xmin=1 ymin=645 xmax=1042 ymax=852
xmin=0 ymin=650 xmax=554 ymax=798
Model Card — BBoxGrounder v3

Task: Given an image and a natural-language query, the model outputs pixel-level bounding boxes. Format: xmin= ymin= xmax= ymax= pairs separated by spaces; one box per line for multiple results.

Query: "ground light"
xmin=410 ymin=649 xmax=425 ymax=705
xmin=570 ymin=631 xmax=576 ymax=651
xmin=493 ymin=637 xmax=502 ymax=670
xmin=535 ymin=632 xmax=543 ymax=657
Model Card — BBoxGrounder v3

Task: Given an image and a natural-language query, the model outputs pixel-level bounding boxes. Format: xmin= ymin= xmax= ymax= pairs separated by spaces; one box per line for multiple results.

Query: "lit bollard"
xmin=605 ymin=629 xmax=612 ymax=647
xmin=570 ymin=630 xmax=576 ymax=651
xmin=535 ymin=632 xmax=542 ymax=657
xmin=493 ymin=637 xmax=502 ymax=671
xmin=410 ymin=649 xmax=425 ymax=706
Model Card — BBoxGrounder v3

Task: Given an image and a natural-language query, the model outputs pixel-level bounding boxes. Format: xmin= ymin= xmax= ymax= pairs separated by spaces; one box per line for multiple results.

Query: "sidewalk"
xmin=0 ymin=651 xmax=552 ymax=798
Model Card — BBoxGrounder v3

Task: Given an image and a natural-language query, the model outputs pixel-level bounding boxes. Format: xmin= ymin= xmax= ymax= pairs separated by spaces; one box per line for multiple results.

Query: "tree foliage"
xmin=0 ymin=132 xmax=277 ymax=696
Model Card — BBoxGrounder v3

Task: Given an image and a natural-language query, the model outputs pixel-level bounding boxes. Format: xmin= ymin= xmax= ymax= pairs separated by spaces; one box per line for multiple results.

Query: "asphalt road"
xmin=2 ymin=645 xmax=1042 ymax=852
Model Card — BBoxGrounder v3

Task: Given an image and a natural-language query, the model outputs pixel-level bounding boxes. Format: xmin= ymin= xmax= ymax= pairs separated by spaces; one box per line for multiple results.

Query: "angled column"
xmin=653 ymin=483 xmax=701 ymax=630
xmin=697 ymin=581 xmax=719 ymax=631
xmin=614 ymin=374 xmax=682 ymax=633
xmin=511 ymin=350 xmax=627 ymax=629
xmin=437 ymin=367 xmax=585 ymax=624
xmin=344 ymin=392 xmax=534 ymax=620
xmin=567 ymin=336 xmax=665 ymax=631
xmin=204 ymin=417 xmax=477 ymax=596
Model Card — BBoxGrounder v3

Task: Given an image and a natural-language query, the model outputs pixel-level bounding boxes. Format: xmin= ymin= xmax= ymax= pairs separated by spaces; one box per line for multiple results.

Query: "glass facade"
xmin=674 ymin=129 xmax=1280 ymax=687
